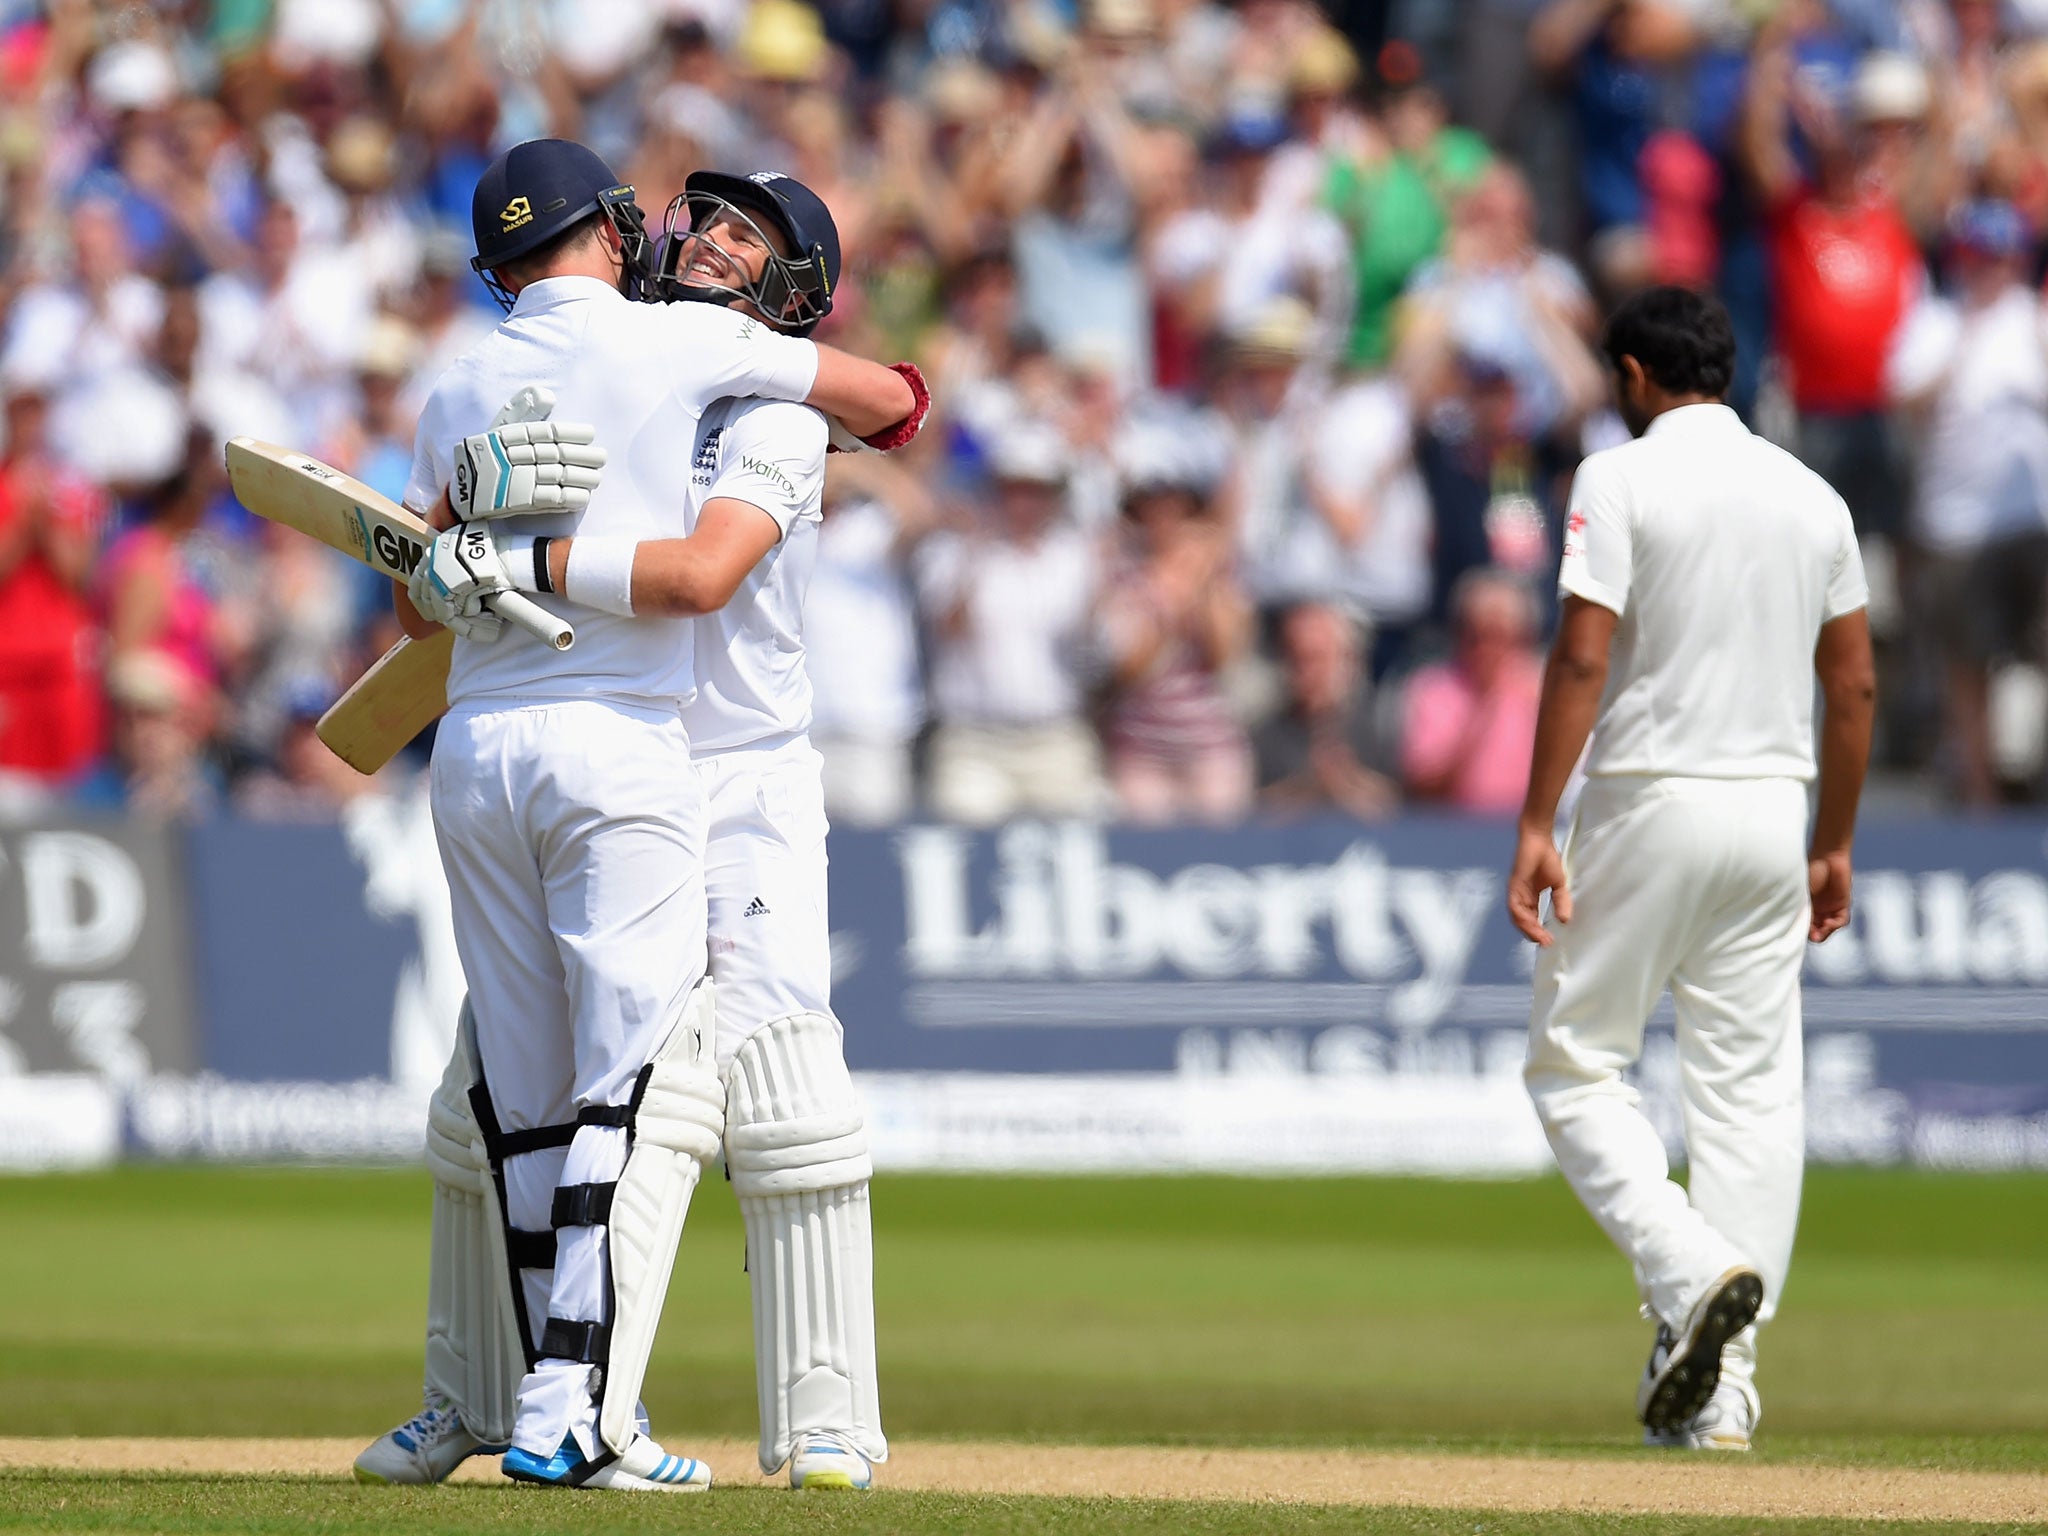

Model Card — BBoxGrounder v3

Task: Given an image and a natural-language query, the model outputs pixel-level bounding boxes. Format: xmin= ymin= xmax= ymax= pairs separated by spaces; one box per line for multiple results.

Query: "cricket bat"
xmin=317 ymin=630 xmax=453 ymax=773
xmin=224 ymin=438 xmax=574 ymax=651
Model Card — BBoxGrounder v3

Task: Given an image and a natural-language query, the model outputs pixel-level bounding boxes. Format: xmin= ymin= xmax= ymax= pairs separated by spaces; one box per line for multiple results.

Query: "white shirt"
xmin=1885 ymin=284 xmax=2048 ymax=554
xmin=806 ymin=498 xmax=926 ymax=742
xmin=917 ymin=523 xmax=1098 ymax=727
xmin=405 ymin=277 xmax=818 ymax=711
xmin=1560 ymin=403 xmax=1868 ymax=783
xmin=1309 ymin=377 xmax=1433 ymax=625
xmin=680 ymin=396 xmax=827 ymax=753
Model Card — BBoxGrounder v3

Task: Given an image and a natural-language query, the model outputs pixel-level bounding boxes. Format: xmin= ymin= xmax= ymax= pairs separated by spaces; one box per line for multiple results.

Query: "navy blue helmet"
xmin=656 ymin=169 xmax=840 ymax=335
xmin=469 ymin=139 xmax=656 ymax=309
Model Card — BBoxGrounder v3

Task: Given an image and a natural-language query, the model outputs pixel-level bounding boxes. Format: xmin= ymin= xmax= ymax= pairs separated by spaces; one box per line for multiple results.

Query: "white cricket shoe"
xmin=353 ymin=1392 xmax=508 ymax=1484
xmin=1645 ymin=1379 xmax=1759 ymax=1450
xmin=502 ymin=1433 xmax=711 ymax=1492
xmin=789 ymin=1431 xmax=875 ymax=1490
xmin=1636 ymin=1265 xmax=1764 ymax=1432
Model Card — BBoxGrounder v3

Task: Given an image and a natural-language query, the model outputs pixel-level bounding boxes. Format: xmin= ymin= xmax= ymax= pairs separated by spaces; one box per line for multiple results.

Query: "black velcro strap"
xmin=507 ymin=1227 xmax=557 ymax=1269
xmin=539 ymin=1316 xmax=611 ymax=1364
xmin=551 ymin=1181 xmax=616 ymax=1228
xmin=575 ymin=1103 xmax=634 ymax=1129
xmin=494 ymin=1122 xmax=579 ymax=1159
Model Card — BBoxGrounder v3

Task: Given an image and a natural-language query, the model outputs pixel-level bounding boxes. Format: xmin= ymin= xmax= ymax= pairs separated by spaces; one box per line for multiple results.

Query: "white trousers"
xmin=699 ymin=736 xmax=833 ymax=1065
xmin=431 ymin=701 xmax=707 ymax=1457
xmin=1525 ymin=775 xmax=1809 ymax=1396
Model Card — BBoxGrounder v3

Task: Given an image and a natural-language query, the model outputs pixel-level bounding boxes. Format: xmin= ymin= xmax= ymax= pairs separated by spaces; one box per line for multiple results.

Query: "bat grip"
xmin=489 ymin=590 xmax=576 ymax=651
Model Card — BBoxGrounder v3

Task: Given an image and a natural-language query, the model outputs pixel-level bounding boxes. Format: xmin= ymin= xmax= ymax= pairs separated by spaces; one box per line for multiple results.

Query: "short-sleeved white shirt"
xmin=405 ymin=277 xmax=817 ymax=711
xmin=679 ymin=396 xmax=827 ymax=753
xmin=1559 ymin=403 xmax=1867 ymax=783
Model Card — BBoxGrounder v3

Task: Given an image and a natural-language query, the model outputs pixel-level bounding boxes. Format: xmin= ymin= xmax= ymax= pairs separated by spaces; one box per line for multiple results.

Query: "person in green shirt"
xmin=1321 ymin=77 xmax=1493 ymax=369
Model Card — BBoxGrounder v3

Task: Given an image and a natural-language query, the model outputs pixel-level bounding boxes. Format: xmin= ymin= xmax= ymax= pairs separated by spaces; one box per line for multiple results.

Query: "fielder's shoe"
xmin=1644 ymin=1379 xmax=1758 ymax=1451
xmin=1636 ymin=1266 xmax=1765 ymax=1433
xmin=503 ymin=1434 xmax=711 ymax=1492
xmin=353 ymin=1392 xmax=507 ymax=1484
xmin=789 ymin=1431 xmax=875 ymax=1490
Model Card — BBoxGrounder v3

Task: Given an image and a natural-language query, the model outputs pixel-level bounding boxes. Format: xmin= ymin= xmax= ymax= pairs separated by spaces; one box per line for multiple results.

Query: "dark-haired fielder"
xmin=1505 ymin=287 xmax=1875 ymax=1452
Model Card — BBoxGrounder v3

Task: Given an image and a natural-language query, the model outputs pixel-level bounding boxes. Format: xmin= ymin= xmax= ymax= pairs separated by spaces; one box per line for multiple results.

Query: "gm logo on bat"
xmin=349 ymin=507 xmax=425 ymax=574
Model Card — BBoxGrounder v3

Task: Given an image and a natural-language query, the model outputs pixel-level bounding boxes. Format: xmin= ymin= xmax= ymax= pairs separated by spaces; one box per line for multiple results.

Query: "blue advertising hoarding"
xmin=2 ymin=801 xmax=2043 ymax=1171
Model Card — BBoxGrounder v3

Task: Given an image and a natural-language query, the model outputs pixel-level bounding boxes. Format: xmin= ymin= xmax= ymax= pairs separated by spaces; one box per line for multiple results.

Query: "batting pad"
xmin=422 ymin=1003 xmax=525 ymax=1447
xmin=725 ymin=1012 xmax=887 ymax=1473
xmin=595 ymin=981 xmax=726 ymax=1456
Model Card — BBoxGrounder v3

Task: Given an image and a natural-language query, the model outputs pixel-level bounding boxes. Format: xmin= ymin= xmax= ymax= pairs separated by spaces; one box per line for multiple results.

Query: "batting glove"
xmin=450 ymin=386 xmax=608 ymax=521
xmin=409 ymin=523 xmax=514 ymax=642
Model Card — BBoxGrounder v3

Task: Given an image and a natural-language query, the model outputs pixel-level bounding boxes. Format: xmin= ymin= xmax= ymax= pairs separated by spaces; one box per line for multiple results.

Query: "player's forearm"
xmin=393 ymin=577 xmax=440 ymax=640
xmin=806 ymin=349 xmax=916 ymax=437
xmin=541 ymin=536 xmax=744 ymax=617
xmin=1519 ymin=648 xmax=1605 ymax=832
xmin=1811 ymin=684 xmax=1875 ymax=858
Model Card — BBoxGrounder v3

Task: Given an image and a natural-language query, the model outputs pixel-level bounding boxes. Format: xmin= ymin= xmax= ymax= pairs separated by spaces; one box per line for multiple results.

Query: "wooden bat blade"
xmin=317 ymin=631 xmax=454 ymax=774
xmin=225 ymin=437 xmax=575 ymax=650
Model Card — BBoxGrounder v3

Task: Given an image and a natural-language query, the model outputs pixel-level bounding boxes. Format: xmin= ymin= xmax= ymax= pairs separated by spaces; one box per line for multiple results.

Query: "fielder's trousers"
xmin=1525 ymin=774 xmax=1809 ymax=1396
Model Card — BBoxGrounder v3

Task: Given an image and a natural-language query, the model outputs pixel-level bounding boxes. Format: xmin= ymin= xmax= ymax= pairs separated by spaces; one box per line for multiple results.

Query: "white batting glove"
xmin=450 ymin=385 xmax=608 ymax=522
xmin=408 ymin=523 xmax=514 ymax=642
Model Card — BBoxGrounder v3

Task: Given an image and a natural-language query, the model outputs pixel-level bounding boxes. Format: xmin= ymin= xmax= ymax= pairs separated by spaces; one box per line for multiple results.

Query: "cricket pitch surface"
xmin=3 ymin=1437 xmax=2043 ymax=1522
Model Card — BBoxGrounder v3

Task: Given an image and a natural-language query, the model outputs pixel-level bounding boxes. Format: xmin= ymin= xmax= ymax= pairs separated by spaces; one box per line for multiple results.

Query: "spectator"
xmin=808 ymin=457 xmax=940 ymax=827
xmin=1400 ymin=567 xmax=1544 ymax=814
xmin=1741 ymin=28 xmax=1931 ymax=549
xmin=235 ymin=678 xmax=377 ymax=820
xmin=0 ymin=375 xmax=107 ymax=781
xmin=1396 ymin=161 xmax=1604 ymax=443
xmin=1216 ymin=295 xmax=1334 ymax=612
xmin=1254 ymin=601 xmax=1397 ymax=818
xmin=1887 ymin=200 xmax=2048 ymax=804
xmin=1320 ymin=70 xmax=1492 ymax=370
xmin=1413 ymin=351 xmax=1576 ymax=627
xmin=101 ymin=437 xmax=225 ymax=712
xmin=70 ymin=649 xmax=219 ymax=820
xmin=918 ymin=423 xmax=1105 ymax=823
xmin=1098 ymin=427 xmax=1254 ymax=824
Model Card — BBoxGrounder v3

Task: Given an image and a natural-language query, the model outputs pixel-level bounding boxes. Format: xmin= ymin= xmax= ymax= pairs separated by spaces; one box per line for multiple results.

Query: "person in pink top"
xmin=101 ymin=433 xmax=223 ymax=704
xmin=1402 ymin=567 xmax=1543 ymax=814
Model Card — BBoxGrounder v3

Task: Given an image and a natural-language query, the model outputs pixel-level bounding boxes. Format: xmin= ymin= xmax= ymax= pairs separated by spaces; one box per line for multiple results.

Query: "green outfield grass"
xmin=4 ymin=1165 xmax=2045 ymax=1471
xmin=0 ymin=1474 xmax=2038 ymax=1536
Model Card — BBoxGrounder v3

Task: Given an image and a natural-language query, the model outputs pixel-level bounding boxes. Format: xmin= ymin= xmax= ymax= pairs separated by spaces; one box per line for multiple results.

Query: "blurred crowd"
xmin=5 ymin=0 xmax=2048 ymax=827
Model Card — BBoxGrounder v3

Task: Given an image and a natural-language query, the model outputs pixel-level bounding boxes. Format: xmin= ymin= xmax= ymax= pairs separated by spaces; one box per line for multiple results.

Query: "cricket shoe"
xmin=503 ymin=1434 xmax=711 ymax=1492
xmin=789 ymin=1431 xmax=876 ymax=1490
xmin=1636 ymin=1265 xmax=1765 ymax=1433
xmin=1644 ymin=1380 xmax=1758 ymax=1451
xmin=353 ymin=1392 xmax=507 ymax=1484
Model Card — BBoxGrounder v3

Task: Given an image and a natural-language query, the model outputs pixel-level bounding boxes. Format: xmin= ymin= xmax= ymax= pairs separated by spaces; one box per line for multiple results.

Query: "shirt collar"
xmin=1644 ymin=402 xmax=1743 ymax=439
xmin=509 ymin=275 xmax=623 ymax=317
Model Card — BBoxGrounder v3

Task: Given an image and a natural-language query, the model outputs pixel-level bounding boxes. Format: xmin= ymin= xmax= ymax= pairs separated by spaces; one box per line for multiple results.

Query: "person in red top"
xmin=0 ymin=377 xmax=107 ymax=781
xmin=1741 ymin=34 xmax=1932 ymax=543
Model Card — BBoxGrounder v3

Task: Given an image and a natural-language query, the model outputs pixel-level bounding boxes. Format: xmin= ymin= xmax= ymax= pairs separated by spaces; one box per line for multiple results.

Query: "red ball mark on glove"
xmin=860 ymin=361 xmax=930 ymax=452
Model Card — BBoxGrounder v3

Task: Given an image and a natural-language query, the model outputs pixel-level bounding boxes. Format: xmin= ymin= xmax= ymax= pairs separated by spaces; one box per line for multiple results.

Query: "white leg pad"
xmin=595 ymin=981 xmax=726 ymax=1455
xmin=422 ymin=1003 xmax=523 ymax=1447
xmin=725 ymin=1012 xmax=887 ymax=1474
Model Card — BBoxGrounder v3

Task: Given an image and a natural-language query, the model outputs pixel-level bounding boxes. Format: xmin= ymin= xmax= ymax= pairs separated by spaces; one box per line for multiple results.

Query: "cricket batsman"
xmin=1506 ymin=286 xmax=1876 ymax=1451
xmin=349 ymin=138 xmax=918 ymax=1493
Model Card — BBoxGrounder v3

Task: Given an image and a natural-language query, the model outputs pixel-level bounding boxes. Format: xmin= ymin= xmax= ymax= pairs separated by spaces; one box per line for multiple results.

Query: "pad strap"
xmin=507 ymin=1228 xmax=557 ymax=1269
xmin=539 ymin=1316 xmax=611 ymax=1364
xmin=551 ymin=1181 xmax=617 ymax=1228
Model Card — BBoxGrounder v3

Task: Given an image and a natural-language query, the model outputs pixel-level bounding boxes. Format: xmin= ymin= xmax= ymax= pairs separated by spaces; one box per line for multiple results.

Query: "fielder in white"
xmin=351 ymin=139 xmax=918 ymax=1494
xmin=1506 ymin=286 xmax=1876 ymax=1451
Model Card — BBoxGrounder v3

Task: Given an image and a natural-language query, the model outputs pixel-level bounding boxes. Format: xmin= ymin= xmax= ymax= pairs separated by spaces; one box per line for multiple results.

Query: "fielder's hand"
xmin=409 ymin=523 xmax=514 ymax=641
xmin=1507 ymin=824 xmax=1572 ymax=947
xmin=451 ymin=386 xmax=607 ymax=521
xmin=1808 ymin=850 xmax=1852 ymax=943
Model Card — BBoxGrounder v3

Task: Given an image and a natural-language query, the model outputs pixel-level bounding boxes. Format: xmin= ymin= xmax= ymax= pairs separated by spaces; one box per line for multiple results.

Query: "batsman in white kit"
xmin=1506 ymin=287 xmax=1875 ymax=1452
xmin=350 ymin=141 xmax=920 ymax=1493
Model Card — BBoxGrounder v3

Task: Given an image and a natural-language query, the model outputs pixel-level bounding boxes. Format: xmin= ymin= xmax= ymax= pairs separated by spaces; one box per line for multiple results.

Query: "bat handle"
xmin=489 ymin=590 xmax=576 ymax=651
